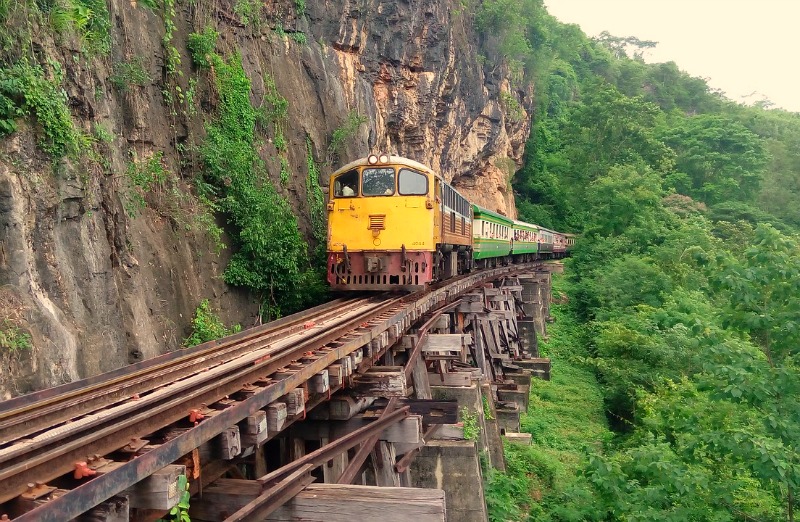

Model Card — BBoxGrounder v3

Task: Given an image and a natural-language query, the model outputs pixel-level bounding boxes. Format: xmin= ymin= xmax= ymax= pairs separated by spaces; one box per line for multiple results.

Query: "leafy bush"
xmin=0 ymin=320 xmax=31 ymax=352
xmin=184 ymin=299 xmax=240 ymax=347
xmin=187 ymin=26 xmax=219 ymax=69
xmin=460 ymin=407 xmax=479 ymax=441
xmin=109 ymin=57 xmax=151 ymax=92
xmin=327 ymin=110 xmax=366 ymax=162
xmin=124 ymin=150 xmax=168 ymax=217
xmin=0 ymin=59 xmax=83 ymax=157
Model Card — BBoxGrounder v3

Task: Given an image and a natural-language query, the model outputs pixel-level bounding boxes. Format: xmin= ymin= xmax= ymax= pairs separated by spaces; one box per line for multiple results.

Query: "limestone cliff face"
xmin=0 ymin=0 xmax=530 ymax=397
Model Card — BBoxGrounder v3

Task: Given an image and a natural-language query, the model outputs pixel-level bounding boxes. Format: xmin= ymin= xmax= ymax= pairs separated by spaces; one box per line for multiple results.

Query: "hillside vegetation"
xmin=474 ymin=0 xmax=800 ymax=520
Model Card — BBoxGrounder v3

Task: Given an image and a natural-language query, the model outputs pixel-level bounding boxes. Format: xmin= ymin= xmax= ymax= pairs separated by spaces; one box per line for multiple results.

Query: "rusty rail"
xmin=0 ymin=297 xmax=376 ymax=445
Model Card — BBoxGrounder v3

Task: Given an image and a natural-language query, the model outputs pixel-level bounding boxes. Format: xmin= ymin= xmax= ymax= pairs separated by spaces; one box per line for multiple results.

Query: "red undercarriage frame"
xmin=327 ymin=250 xmax=434 ymax=291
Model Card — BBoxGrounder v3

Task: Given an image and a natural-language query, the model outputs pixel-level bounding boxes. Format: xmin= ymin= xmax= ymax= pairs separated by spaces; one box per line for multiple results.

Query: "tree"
xmin=660 ymin=114 xmax=767 ymax=204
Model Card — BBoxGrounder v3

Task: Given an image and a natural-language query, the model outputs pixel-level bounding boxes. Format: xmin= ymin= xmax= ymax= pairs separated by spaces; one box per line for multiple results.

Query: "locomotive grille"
xmin=368 ymin=214 xmax=386 ymax=230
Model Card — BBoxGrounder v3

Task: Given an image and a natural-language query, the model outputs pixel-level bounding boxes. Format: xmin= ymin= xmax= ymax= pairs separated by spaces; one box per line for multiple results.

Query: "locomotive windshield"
xmin=362 ymin=167 xmax=395 ymax=196
xmin=333 ymin=169 xmax=359 ymax=197
xmin=398 ymin=168 xmax=428 ymax=195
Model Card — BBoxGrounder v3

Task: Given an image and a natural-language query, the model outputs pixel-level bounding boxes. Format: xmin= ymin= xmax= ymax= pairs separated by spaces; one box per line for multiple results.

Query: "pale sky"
xmin=544 ymin=0 xmax=800 ymax=113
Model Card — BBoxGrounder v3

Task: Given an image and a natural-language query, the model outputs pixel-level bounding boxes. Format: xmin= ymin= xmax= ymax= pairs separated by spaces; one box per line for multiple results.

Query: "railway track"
xmin=0 ymin=296 xmax=379 ymax=446
xmin=0 ymin=294 xmax=405 ymax=508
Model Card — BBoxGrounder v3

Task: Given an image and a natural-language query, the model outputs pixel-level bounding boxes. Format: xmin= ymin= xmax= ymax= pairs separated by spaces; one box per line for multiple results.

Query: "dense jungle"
xmin=0 ymin=0 xmax=798 ymax=519
xmin=480 ymin=1 xmax=800 ymax=521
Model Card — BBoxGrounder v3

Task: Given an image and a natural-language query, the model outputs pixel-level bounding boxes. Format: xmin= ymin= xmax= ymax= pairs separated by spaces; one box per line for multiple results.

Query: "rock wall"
xmin=0 ymin=0 xmax=530 ymax=398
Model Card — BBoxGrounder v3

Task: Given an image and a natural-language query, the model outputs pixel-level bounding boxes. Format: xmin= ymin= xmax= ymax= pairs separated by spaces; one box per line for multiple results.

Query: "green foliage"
xmin=184 ymin=299 xmax=240 ymax=347
xmin=305 ymin=137 xmax=325 ymax=243
xmin=0 ymin=320 xmax=32 ymax=352
xmin=487 ymin=2 xmax=800 ymax=518
xmin=327 ymin=110 xmax=366 ymax=162
xmin=199 ymin=53 xmax=324 ymax=319
xmin=482 ymin=393 xmax=494 ymax=421
xmin=279 ymin=156 xmax=290 ymax=185
xmin=290 ymin=31 xmax=307 ymax=45
xmin=660 ymin=114 xmax=767 ymax=204
xmin=49 ymin=0 xmax=111 ymax=55
xmin=460 ymin=407 xmax=479 ymax=441
xmin=124 ymin=150 xmax=168 ymax=217
xmin=294 ymin=0 xmax=305 ymax=17
xmin=187 ymin=26 xmax=219 ymax=69
xmin=712 ymin=224 xmax=800 ymax=363
xmin=499 ymin=91 xmax=524 ymax=122
xmin=233 ymin=0 xmax=261 ymax=28
xmin=109 ymin=57 xmax=151 ymax=92
xmin=0 ymin=59 xmax=83 ymax=157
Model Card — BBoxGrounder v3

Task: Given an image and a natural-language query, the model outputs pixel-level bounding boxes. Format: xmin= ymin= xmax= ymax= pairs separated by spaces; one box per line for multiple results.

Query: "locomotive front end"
xmin=326 ymin=155 xmax=436 ymax=291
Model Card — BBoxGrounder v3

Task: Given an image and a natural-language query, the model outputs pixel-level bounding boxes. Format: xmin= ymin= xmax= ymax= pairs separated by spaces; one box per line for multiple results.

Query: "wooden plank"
xmin=284 ymin=388 xmax=305 ymax=416
xmin=423 ymin=334 xmax=473 ymax=350
xmin=265 ymin=484 xmax=446 ymax=521
xmin=311 ymin=370 xmax=330 ymax=394
xmin=328 ymin=364 xmax=344 ymax=387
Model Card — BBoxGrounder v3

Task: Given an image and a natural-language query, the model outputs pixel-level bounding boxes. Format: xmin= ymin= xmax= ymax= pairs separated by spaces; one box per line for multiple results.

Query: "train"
xmin=326 ymin=154 xmax=574 ymax=291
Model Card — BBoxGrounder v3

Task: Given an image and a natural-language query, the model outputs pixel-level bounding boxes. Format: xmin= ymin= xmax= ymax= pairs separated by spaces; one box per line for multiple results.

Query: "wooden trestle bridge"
xmin=0 ymin=263 xmax=557 ymax=522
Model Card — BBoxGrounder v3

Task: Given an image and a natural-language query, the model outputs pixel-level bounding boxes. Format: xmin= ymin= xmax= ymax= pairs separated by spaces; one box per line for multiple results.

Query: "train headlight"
xmin=379 ymin=153 xmax=389 ymax=163
xmin=368 ymin=154 xmax=379 ymax=165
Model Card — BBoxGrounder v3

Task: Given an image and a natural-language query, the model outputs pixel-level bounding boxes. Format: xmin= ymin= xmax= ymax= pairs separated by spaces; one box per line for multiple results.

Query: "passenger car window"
xmin=399 ymin=169 xmax=427 ymax=195
xmin=362 ymin=168 xmax=395 ymax=196
xmin=334 ymin=169 xmax=358 ymax=197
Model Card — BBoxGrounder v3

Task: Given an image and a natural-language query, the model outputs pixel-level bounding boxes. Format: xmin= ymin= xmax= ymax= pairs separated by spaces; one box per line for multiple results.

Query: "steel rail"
xmin=0 ymin=297 xmax=377 ymax=445
xmin=0 ymin=296 xmax=407 ymax=506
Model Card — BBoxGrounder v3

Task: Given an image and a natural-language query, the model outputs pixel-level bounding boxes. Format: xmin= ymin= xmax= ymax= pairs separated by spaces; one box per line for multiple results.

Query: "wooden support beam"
xmin=371 ymin=442 xmax=400 ymax=487
xmin=329 ymin=396 xmax=373 ymax=420
xmin=291 ymin=415 xmax=423 ymax=444
xmin=266 ymin=402 xmax=288 ymax=432
xmin=122 ymin=465 xmax=185 ymax=511
xmin=265 ymin=484 xmax=446 ymax=521
xmin=321 ymin=436 xmax=350 ymax=484
xmin=240 ymin=410 xmax=268 ymax=447
xmin=351 ymin=366 xmax=407 ymax=397
xmin=218 ymin=426 xmax=242 ymax=460
xmin=372 ymin=398 xmax=458 ymax=424
xmin=410 ymin=355 xmax=432 ymax=399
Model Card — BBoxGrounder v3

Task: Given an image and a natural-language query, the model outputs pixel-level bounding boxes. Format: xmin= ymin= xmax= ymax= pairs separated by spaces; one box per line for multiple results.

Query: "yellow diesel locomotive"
xmin=327 ymin=154 xmax=473 ymax=291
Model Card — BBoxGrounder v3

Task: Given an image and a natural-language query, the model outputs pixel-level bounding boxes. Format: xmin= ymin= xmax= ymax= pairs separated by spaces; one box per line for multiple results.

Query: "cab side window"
xmin=334 ymin=169 xmax=359 ymax=197
xmin=398 ymin=169 xmax=428 ymax=195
